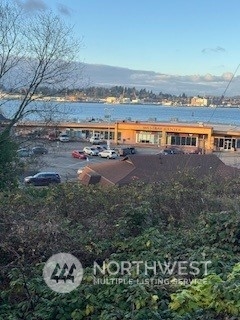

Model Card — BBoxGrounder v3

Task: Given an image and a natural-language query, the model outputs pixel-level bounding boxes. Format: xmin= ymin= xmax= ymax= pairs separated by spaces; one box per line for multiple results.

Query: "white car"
xmin=59 ymin=134 xmax=70 ymax=142
xmin=98 ymin=149 xmax=118 ymax=159
xmin=89 ymin=137 xmax=101 ymax=144
xmin=83 ymin=146 xmax=99 ymax=156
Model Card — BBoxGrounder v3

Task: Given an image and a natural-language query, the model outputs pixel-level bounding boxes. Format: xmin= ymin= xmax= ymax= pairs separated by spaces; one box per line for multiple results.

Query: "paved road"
xmin=22 ymin=140 xmax=240 ymax=183
xmin=216 ymin=151 xmax=240 ymax=169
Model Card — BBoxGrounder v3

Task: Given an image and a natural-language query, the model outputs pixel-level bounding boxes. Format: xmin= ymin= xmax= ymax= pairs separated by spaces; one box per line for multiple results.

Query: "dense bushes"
xmin=0 ymin=134 xmax=21 ymax=191
xmin=1 ymin=174 xmax=240 ymax=319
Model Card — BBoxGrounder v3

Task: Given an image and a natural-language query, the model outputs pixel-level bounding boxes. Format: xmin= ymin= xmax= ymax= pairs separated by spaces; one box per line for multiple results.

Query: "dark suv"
xmin=32 ymin=146 xmax=48 ymax=155
xmin=24 ymin=172 xmax=61 ymax=186
xmin=116 ymin=147 xmax=136 ymax=156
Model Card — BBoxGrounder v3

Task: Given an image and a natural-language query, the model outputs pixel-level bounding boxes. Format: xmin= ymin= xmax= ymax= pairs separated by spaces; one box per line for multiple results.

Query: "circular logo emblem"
xmin=43 ymin=253 xmax=83 ymax=293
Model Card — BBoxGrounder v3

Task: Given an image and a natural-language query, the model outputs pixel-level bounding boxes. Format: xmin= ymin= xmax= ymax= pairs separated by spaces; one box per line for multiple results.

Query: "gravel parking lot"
xmin=21 ymin=140 xmax=240 ymax=183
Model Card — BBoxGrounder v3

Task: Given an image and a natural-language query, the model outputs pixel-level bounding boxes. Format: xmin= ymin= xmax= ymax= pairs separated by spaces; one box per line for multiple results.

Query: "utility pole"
xmin=104 ymin=107 xmax=114 ymax=149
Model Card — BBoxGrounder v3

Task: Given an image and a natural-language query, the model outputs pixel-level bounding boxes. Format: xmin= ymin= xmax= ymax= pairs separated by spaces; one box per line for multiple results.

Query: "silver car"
xmin=83 ymin=146 xmax=99 ymax=156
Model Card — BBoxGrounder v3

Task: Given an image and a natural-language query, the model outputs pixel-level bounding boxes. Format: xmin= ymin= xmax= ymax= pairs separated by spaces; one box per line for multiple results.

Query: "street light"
xmin=104 ymin=107 xmax=114 ymax=149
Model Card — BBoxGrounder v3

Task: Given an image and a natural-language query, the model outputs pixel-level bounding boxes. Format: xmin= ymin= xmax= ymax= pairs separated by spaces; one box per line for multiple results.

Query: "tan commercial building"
xmin=14 ymin=119 xmax=240 ymax=154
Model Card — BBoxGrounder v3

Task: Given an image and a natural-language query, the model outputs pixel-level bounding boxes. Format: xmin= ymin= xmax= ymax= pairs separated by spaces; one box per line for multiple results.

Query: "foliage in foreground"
xmin=0 ymin=175 xmax=240 ymax=319
xmin=170 ymin=263 xmax=240 ymax=317
xmin=0 ymin=133 xmax=22 ymax=191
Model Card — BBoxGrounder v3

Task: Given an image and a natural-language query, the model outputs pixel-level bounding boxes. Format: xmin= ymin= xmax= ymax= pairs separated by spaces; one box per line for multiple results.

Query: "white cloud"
xmin=76 ymin=63 xmax=240 ymax=96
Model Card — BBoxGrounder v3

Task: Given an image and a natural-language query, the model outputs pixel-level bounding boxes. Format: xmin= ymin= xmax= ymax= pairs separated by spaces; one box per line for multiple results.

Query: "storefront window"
xmin=169 ymin=135 xmax=197 ymax=146
xmin=219 ymin=139 xmax=224 ymax=148
xmin=136 ymin=131 xmax=160 ymax=144
xmin=171 ymin=136 xmax=176 ymax=145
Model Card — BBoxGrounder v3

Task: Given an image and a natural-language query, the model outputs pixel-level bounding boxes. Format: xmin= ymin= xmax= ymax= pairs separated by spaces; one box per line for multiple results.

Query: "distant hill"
xmin=82 ymin=63 xmax=240 ymax=96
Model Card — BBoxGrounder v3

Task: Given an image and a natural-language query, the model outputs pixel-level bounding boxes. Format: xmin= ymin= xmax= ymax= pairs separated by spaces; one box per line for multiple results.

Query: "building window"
xmin=117 ymin=132 xmax=121 ymax=141
xmin=237 ymin=139 xmax=240 ymax=148
xmin=192 ymin=137 xmax=197 ymax=145
xmin=170 ymin=135 xmax=197 ymax=146
xmin=104 ymin=131 xmax=114 ymax=140
xmin=136 ymin=131 xmax=159 ymax=144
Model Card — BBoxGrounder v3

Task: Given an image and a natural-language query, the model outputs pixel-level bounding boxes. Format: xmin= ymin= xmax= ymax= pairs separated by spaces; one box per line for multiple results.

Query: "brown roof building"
xmin=79 ymin=154 xmax=240 ymax=186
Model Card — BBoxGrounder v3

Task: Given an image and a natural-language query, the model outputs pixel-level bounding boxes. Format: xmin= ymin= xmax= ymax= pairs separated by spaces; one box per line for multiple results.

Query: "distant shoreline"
xmin=1 ymin=97 xmax=240 ymax=109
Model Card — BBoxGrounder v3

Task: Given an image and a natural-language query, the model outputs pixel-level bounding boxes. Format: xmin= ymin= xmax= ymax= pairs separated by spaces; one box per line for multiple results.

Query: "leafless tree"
xmin=0 ymin=0 xmax=83 ymax=136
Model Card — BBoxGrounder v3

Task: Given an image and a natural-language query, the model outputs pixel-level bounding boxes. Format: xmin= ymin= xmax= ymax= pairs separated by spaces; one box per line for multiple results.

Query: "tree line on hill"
xmin=3 ymin=85 xmax=227 ymax=104
xmin=2 ymin=85 xmax=188 ymax=102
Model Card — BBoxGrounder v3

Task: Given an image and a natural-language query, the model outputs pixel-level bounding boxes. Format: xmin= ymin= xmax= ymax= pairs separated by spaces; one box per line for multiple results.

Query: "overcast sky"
xmin=16 ymin=0 xmax=240 ymax=96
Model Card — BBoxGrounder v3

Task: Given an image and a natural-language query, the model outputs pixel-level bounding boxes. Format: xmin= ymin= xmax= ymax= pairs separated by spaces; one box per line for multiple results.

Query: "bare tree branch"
xmin=0 ymin=1 xmax=83 ymax=137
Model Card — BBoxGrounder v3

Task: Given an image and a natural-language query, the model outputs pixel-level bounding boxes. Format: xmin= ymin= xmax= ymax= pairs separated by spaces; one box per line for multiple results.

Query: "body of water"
xmin=2 ymin=100 xmax=240 ymax=125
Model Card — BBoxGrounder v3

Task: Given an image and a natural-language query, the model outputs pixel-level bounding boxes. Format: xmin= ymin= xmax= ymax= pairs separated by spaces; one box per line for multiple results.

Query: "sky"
xmin=15 ymin=0 xmax=240 ymax=96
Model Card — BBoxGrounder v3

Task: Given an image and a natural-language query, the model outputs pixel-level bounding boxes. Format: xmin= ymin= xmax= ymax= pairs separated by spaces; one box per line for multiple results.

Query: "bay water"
xmin=1 ymin=100 xmax=240 ymax=125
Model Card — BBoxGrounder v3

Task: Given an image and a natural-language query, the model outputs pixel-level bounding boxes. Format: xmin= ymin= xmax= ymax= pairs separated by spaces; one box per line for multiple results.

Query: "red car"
xmin=71 ymin=150 xmax=87 ymax=159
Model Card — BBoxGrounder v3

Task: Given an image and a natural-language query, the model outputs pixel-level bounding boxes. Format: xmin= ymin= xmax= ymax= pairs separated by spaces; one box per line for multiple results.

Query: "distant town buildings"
xmin=1 ymin=87 xmax=240 ymax=107
xmin=190 ymin=97 xmax=209 ymax=107
xmin=105 ymin=96 xmax=118 ymax=104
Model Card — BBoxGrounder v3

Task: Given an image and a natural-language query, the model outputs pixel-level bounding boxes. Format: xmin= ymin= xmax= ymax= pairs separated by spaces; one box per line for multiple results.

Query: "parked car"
xmin=24 ymin=172 xmax=61 ymax=186
xmin=59 ymin=134 xmax=70 ymax=142
xmin=89 ymin=137 xmax=106 ymax=145
xmin=128 ymin=147 xmax=136 ymax=154
xmin=32 ymin=146 xmax=48 ymax=155
xmin=115 ymin=147 xmax=136 ymax=156
xmin=94 ymin=145 xmax=108 ymax=152
xmin=72 ymin=150 xmax=87 ymax=159
xmin=17 ymin=148 xmax=33 ymax=157
xmin=187 ymin=147 xmax=202 ymax=154
xmin=89 ymin=137 xmax=100 ymax=144
xmin=160 ymin=147 xmax=185 ymax=155
xmin=98 ymin=149 xmax=118 ymax=159
xmin=83 ymin=146 xmax=99 ymax=156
